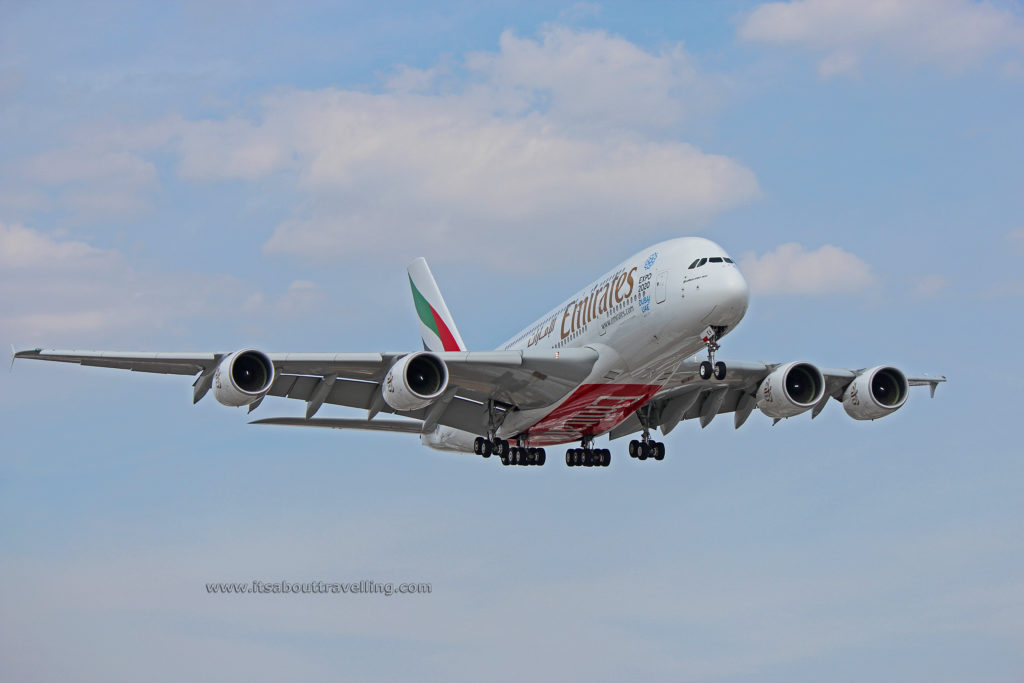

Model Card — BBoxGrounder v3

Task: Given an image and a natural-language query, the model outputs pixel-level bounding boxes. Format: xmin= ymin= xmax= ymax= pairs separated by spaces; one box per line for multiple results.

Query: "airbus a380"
xmin=15 ymin=237 xmax=944 ymax=468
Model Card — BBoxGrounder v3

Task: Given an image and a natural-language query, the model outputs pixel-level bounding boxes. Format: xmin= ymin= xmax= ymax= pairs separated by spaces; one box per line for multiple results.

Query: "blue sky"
xmin=1 ymin=1 xmax=1022 ymax=681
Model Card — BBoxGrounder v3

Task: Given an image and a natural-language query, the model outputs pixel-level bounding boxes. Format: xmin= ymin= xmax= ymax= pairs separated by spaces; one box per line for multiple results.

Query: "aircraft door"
xmin=655 ymin=270 xmax=667 ymax=304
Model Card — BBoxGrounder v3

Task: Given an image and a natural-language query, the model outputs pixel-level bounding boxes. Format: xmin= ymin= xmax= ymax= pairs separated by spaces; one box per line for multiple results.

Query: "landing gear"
xmin=477 ymin=400 xmax=515 ymax=462
xmin=700 ymin=326 xmax=727 ymax=380
xmin=480 ymin=432 xmax=545 ymax=467
xmin=565 ymin=437 xmax=610 ymax=468
xmin=630 ymin=405 xmax=666 ymax=461
xmin=628 ymin=439 xmax=665 ymax=460
xmin=501 ymin=445 xmax=544 ymax=467
xmin=474 ymin=436 xmax=511 ymax=458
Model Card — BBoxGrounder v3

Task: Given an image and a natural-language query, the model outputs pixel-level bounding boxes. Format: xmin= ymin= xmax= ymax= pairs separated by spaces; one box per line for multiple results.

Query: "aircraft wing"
xmin=13 ymin=347 xmax=599 ymax=437
xmin=609 ymin=359 xmax=946 ymax=439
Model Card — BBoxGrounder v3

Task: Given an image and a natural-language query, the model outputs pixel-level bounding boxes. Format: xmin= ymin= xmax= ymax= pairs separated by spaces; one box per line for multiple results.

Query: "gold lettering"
xmin=560 ymin=303 xmax=574 ymax=339
xmin=613 ymin=273 xmax=625 ymax=303
xmin=623 ymin=267 xmax=637 ymax=299
xmin=598 ymin=283 xmax=610 ymax=315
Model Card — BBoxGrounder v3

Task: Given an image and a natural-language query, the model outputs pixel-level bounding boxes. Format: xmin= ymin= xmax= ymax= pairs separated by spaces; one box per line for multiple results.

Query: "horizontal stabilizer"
xmin=251 ymin=417 xmax=423 ymax=433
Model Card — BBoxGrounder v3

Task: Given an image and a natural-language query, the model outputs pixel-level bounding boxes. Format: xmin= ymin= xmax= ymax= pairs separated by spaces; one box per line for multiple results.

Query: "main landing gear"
xmin=628 ymin=439 xmax=665 ymax=460
xmin=474 ymin=436 xmax=546 ymax=466
xmin=630 ymin=406 xmax=665 ymax=461
xmin=565 ymin=437 xmax=610 ymax=468
xmin=473 ymin=400 xmax=544 ymax=466
xmin=698 ymin=325 xmax=727 ymax=381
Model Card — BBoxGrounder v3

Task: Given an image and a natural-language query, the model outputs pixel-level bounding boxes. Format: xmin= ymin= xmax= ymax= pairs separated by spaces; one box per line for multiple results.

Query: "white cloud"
xmin=0 ymin=221 xmax=113 ymax=271
xmin=738 ymin=0 xmax=1024 ymax=77
xmin=18 ymin=147 xmax=160 ymax=222
xmin=739 ymin=242 xmax=874 ymax=295
xmin=176 ymin=117 xmax=287 ymax=181
xmin=6 ymin=26 xmax=758 ymax=269
xmin=0 ymin=221 xmax=317 ymax=342
xmin=1 ymin=27 xmax=755 ymax=268
xmin=275 ymin=279 xmax=325 ymax=317
xmin=156 ymin=27 xmax=757 ymax=268
xmin=911 ymin=273 xmax=950 ymax=299
xmin=465 ymin=26 xmax=706 ymax=131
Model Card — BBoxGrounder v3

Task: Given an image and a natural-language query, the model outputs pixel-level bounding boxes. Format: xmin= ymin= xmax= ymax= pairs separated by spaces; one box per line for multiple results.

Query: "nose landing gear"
xmin=699 ymin=326 xmax=727 ymax=380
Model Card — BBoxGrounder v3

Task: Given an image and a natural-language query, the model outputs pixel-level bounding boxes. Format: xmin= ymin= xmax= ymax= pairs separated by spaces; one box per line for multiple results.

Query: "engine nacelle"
xmin=843 ymin=365 xmax=908 ymax=420
xmin=212 ymin=349 xmax=276 ymax=407
xmin=382 ymin=352 xmax=449 ymax=412
xmin=756 ymin=361 xmax=826 ymax=419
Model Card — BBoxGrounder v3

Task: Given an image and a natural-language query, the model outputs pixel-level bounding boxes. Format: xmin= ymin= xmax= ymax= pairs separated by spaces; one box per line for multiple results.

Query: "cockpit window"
xmin=688 ymin=259 xmax=700 ymax=269
xmin=724 ymin=257 xmax=733 ymax=263
xmin=697 ymin=258 xmax=707 ymax=267
xmin=709 ymin=257 xmax=723 ymax=263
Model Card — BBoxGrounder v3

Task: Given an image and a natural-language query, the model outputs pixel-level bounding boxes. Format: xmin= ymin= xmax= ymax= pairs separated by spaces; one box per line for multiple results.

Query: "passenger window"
xmin=688 ymin=259 xmax=700 ymax=269
xmin=698 ymin=258 xmax=707 ymax=267
xmin=709 ymin=257 xmax=723 ymax=263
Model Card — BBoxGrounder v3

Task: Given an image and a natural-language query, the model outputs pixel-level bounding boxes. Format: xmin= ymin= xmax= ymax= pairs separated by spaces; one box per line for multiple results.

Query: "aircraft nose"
xmin=717 ymin=265 xmax=749 ymax=322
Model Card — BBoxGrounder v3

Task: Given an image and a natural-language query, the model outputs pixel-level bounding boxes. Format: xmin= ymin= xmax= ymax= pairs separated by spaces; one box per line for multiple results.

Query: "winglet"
xmin=8 ymin=344 xmax=14 ymax=373
xmin=407 ymin=258 xmax=466 ymax=352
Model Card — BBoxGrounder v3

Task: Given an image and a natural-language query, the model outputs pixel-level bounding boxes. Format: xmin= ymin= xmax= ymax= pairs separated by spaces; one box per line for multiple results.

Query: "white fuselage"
xmin=423 ymin=237 xmax=750 ymax=451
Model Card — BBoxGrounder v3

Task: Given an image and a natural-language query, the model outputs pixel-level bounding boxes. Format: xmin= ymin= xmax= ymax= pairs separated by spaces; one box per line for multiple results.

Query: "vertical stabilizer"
xmin=407 ymin=258 xmax=466 ymax=352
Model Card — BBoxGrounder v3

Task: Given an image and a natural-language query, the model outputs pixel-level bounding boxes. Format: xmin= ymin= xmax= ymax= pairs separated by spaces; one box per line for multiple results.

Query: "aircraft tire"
xmin=699 ymin=361 xmax=713 ymax=380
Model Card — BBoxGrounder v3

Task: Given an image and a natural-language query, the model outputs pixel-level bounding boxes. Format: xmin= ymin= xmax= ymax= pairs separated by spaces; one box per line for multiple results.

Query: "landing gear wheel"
xmin=601 ymin=450 xmax=611 ymax=467
xmin=474 ymin=437 xmax=485 ymax=455
xmin=628 ymin=440 xmax=639 ymax=458
xmin=714 ymin=361 xmax=727 ymax=380
xmin=500 ymin=453 xmax=509 ymax=466
xmin=537 ymin=450 xmax=546 ymax=466
xmin=654 ymin=442 xmax=665 ymax=460
xmin=494 ymin=439 xmax=510 ymax=458
xmin=699 ymin=361 xmax=713 ymax=380
xmin=638 ymin=442 xmax=650 ymax=460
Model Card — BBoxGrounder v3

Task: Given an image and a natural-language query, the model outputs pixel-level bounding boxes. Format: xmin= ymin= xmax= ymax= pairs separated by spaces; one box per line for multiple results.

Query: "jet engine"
xmin=382 ymin=351 xmax=449 ymax=411
xmin=756 ymin=361 xmax=826 ymax=419
xmin=212 ymin=349 xmax=276 ymax=407
xmin=843 ymin=365 xmax=908 ymax=420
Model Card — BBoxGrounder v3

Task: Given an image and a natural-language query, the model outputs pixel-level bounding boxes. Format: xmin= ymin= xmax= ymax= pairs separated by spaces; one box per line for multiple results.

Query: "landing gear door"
xmin=655 ymin=270 xmax=667 ymax=304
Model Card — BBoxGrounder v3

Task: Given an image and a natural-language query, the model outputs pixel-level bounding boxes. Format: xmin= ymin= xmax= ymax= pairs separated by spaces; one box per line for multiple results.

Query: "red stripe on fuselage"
xmin=525 ymin=383 xmax=661 ymax=446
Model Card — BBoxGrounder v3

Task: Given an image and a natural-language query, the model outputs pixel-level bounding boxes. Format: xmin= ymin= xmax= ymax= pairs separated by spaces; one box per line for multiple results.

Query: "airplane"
xmin=13 ymin=237 xmax=945 ymax=468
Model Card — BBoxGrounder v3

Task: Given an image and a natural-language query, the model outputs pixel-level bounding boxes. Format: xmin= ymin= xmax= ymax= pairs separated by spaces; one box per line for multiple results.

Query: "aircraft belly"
xmin=512 ymin=382 xmax=661 ymax=447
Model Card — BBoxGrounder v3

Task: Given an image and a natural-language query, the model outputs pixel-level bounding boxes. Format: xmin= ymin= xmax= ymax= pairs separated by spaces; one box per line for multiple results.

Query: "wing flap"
xmin=251 ymin=417 xmax=424 ymax=433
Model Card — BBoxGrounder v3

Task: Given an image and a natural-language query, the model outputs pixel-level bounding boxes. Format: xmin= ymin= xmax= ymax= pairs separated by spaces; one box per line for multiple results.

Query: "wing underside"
xmin=609 ymin=359 xmax=946 ymax=439
xmin=13 ymin=347 xmax=600 ymax=438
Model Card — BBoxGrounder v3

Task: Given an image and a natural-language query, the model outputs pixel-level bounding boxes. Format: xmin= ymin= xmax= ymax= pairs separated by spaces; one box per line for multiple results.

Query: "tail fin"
xmin=407 ymin=258 xmax=466 ymax=352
